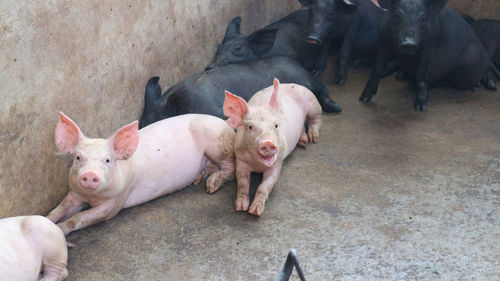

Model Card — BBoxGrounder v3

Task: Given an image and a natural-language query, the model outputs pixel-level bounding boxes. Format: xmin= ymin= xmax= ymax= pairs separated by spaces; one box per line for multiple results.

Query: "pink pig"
xmin=224 ymin=78 xmax=322 ymax=216
xmin=47 ymin=112 xmax=234 ymax=235
xmin=0 ymin=215 xmax=68 ymax=281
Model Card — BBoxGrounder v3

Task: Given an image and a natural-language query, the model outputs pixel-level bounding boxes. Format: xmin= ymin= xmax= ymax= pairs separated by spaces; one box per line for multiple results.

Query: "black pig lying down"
xmin=274 ymin=249 xmax=306 ymax=281
xmin=207 ymin=10 xmax=329 ymax=77
xmin=359 ymin=0 xmax=491 ymax=111
xmin=463 ymin=16 xmax=500 ymax=89
xmin=139 ymin=56 xmax=342 ymax=128
xmin=299 ymin=0 xmax=384 ymax=85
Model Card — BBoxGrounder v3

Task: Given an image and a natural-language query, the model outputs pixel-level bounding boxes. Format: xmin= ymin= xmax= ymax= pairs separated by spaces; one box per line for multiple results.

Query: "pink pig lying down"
xmin=47 ymin=112 xmax=235 ymax=235
xmin=0 ymin=216 xmax=68 ymax=281
xmin=224 ymin=78 xmax=322 ymax=216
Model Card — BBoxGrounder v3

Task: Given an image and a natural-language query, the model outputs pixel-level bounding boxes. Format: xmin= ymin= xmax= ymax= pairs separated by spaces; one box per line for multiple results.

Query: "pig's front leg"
xmin=335 ymin=22 xmax=358 ymax=85
xmin=248 ymin=164 xmax=282 ymax=217
xmin=57 ymin=200 xmax=117 ymax=235
xmin=311 ymin=36 xmax=333 ymax=77
xmin=359 ymin=44 xmax=394 ymax=103
xmin=47 ymin=191 xmax=86 ymax=224
xmin=235 ymin=160 xmax=251 ymax=211
xmin=414 ymin=55 xmax=431 ymax=111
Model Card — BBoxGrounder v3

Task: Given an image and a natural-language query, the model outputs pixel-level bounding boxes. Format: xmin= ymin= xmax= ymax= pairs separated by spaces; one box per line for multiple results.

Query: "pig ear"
xmin=269 ymin=78 xmax=282 ymax=113
xmin=428 ymin=0 xmax=447 ymax=14
xmin=223 ymin=16 xmax=241 ymax=41
xmin=109 ymin=121 xmax=139 ymax=160
xmin=55 ymin=112 xmax=84 ymax=154
xmin=247 ymin=28 xmax=278 ymax=56
xmin=341 ymin=0 xmax=357 ymax=6
xmin=298 ymin=0 xmax=313 ymax=7
xmin=376 ymin=0 xmax=391 ymax=9
xmin=224 ymin=90 xmax=248 ymax=129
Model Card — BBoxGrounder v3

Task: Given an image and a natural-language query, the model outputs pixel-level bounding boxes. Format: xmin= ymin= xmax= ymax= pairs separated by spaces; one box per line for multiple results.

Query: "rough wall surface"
xmin=448 ymin=0 xmax=499 ymax=19
xmin=0 ymin=0 xmax=301 ymax=217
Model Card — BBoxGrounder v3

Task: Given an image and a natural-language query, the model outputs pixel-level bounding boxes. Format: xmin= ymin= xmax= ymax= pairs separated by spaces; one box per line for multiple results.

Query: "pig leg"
xmin=306 ymin=105 xmax=322 ymax=144
xmin=311 ymin=36 xmax=333 ymax=77
xmin=335 ymin=23 xmax=358 ymax=85
xmin=414 ymin=55 xmax=432 ymax=111
xmin=248 ymin=164 xmax=282 ymax=217
xmin=298 ymin=130 xmax=308 ymax=148
xmin=193 ymin=161 xmax=218 ymax=185
xmin=57 ymin=201 xmax=117 ymax=235
xmin=204 ymin=129 xmax=235 ymax=193
xmin=47 ymin=191 xmax=86 ymax=224
xmin=359 ymin=46 xmax=394 ymax=103
xmin=235 ymin=160 xmax=252 ymax=211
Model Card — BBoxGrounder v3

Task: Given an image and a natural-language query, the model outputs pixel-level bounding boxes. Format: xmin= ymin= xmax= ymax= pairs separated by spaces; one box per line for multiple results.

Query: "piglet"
xmin=224 ymin=78 xmax=321 ymax=216
xmin=0 ymin=215 xmax=68 ymax=281
xmin=48 ymin=112 xmax=234 ymax=235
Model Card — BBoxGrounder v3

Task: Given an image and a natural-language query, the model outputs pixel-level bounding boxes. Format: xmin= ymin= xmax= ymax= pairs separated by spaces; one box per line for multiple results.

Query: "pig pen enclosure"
xmin=1 ymin=0 xmax=499 ymax=280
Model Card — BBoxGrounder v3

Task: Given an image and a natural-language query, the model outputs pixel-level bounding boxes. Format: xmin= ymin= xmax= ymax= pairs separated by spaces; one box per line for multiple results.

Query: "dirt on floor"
xmin=63 ymin=60 xmax=500 ymax=280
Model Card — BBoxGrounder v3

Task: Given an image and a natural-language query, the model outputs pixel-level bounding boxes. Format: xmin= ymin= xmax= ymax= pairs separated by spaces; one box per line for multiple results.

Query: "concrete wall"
xmin=0 ymin=0 xmax=301 ymax=217
xmin=0 ymin=0 xmax=498 ymax=218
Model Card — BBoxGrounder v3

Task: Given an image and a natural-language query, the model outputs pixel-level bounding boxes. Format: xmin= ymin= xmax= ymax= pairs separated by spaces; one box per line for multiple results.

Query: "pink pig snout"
xmin=79 ymin=171 xmax=101 ymax=190
xmin=259 ymin=140 xmax=278 ymax=157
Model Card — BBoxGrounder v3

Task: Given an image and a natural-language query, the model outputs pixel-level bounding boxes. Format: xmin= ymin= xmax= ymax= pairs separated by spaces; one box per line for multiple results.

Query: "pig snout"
xmin=306 ymin=34 xmax=321 ymax=45
xmin=79 ymin=171 xmax=101 ymax=190
xmin=399 ymin=38 xmax=419 ymax=55
xmin=258 ymin=140 xmax=278 ymax=166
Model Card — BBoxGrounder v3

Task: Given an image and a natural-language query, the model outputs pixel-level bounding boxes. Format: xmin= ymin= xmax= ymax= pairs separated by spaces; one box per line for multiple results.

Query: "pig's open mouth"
xmin=258 ymin=153 xmax=276 ymax=167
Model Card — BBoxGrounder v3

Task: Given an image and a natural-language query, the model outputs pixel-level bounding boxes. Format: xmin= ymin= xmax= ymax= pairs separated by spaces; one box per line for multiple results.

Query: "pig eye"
xmin=274 ymin=124 xmax=279 ymax=129
xmin=419 ymin=17 xmax=427 ymax=25
xmin=105 ymin=158 xmax=110 ymax=163
xmin=248 ymin=125 xmax=253 ymax=130
xmin=75 ymin=155 xmax=81 ymax=161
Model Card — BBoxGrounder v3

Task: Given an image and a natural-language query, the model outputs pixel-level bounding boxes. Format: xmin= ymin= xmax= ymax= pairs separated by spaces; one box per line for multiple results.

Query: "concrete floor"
xmin=64 ymin=62 xmax=500 ymax=281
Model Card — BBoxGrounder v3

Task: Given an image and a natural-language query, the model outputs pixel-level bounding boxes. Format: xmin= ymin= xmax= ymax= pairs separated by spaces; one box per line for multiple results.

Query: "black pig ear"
xmin=298 ymin=0 xmax=313 ymax=7
xmin=341 ymin=0 xmax=357 ymax=6
xmin=223 ymin=16 xmax=241 ymax=41
xmin=428 ymin=0 xmax=447 ymax=14
xmin=248 ymin=29 xmax=278 ymax=56
xmin=377 ymin=0 xmax=391 ymax=9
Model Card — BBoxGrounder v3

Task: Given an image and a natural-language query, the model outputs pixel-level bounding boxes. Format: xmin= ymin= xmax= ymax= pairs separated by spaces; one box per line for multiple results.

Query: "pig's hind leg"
xmin=193 ymin=161 xmax=218 ymax=185
xmin=305 ymin=97 xmax=322 ymax=144
xmin=204 ymin=129 xmax=235 ymax=194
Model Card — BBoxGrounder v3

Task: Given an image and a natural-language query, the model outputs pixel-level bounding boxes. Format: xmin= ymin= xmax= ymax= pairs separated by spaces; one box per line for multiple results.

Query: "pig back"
xmin=0 ymin=216 xmax=45 ymax=281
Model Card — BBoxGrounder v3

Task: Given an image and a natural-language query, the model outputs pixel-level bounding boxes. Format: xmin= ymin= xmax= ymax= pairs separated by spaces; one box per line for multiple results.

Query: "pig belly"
xmin=123 ymin=116 xmax=212 ymax=208
xmin=0 ymin=218 xmax=41 ymax=281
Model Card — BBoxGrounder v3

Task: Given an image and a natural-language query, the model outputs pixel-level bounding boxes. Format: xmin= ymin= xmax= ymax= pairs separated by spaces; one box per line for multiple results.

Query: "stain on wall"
xmin=0 ymin=0 xmax=301 ymax=217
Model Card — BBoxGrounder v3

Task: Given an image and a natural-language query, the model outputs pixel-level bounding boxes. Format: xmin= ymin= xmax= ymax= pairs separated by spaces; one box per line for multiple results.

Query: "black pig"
xmin=359 ymin=0 xmax=491 ymax=111
xmin=207 ymin=10 xmax=330 ymax=77
xmin=139 ymin=56 xmax=341 ymax=128
xmin=463 ymin=16 xmax=500 ymax=89
xmin=299 ymin=0 xmax=384 ymax=85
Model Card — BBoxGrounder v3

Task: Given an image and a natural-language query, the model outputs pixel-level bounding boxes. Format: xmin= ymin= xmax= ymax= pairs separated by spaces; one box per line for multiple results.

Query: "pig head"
xmin=224 ymin=79 xmax=288 ymax=172
xmin=48 ymin=112 xmax=138 ymax=234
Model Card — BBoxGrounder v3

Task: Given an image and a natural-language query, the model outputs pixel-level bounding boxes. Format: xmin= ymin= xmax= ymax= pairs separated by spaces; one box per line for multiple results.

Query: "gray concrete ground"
xmin=64 ymin=63 xmax=500 ymax=281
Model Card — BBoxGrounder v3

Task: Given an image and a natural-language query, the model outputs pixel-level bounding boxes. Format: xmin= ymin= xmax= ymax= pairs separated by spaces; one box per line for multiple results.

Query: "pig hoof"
xmin=486 ymin=79 xmax=497 ymax=90
xmin=359 ymin=90 xmax=374 ymax=103
xmin=321 ymin=100 xmax=342 ymax=113
xmin=193 ymin=174 xmax=203 ymax=185
xmin=298 ymin=132 xmax=308 ymax=148
xmin=414 ymin=100 xmax=427 ymax=112
xmin=206 ymin=173 xmax=224 ymax=193
xmin=235 ymin=196 xmax=249 ymax=211
xmin=248 ymin=201 xmax=265 ymax=217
